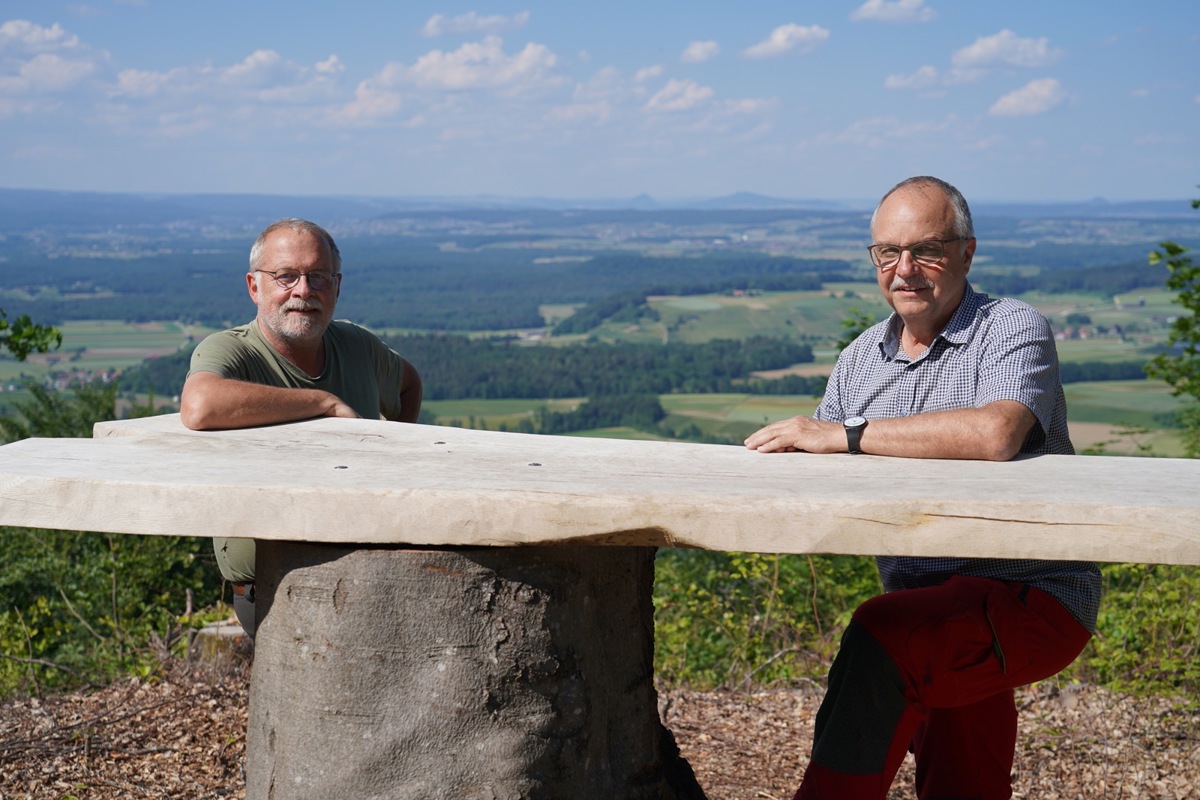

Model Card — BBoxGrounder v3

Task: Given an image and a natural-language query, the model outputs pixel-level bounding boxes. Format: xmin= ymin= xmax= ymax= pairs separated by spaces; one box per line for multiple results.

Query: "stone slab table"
xmin=0 ymin=414 xmax=1197 ymax=799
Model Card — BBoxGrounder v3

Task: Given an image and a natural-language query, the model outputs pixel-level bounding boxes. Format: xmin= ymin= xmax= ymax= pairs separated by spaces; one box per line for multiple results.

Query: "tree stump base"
xmin=247 ymin=542 xmax=706 ymax=800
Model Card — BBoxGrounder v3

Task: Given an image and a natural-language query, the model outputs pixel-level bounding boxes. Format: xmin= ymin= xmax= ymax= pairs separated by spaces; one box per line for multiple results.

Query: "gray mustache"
xmin=890 ymin=276 xmax=935 ymax=291
xmin=283 ymin=300 xmax=323 ymax=312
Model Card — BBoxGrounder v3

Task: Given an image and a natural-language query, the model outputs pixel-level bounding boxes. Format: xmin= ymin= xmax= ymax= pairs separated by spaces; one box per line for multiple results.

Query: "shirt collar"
xmin=878 ymin=282 xmax=981 ymax=361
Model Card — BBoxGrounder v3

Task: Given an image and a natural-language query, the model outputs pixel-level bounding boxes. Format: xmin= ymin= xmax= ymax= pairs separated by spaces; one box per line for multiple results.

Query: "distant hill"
xmin=1 ymin=187 xmax=1193 ymax=233
xmin=683 ymin=192 xmax=859 ymax=211
xmin=0 ymin=188 xmax=424 ymax=232
xmin=974 ymin=198 xmax=1195 ymax=219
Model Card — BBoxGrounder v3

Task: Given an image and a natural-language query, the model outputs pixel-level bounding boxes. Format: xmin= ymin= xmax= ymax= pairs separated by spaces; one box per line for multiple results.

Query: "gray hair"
xmin=871 ymin=176 xmax=975 ymax=240
xmin=248 ymin=218 xmax=342 ymax=274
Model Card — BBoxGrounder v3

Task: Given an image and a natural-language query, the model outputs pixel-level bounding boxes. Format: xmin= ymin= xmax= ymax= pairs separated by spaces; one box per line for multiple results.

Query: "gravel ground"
xmin=1 ymin=651 xmax=1197 ymax=799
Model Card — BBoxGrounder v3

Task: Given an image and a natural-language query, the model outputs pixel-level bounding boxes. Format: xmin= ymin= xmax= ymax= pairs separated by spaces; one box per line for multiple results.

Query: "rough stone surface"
xmin=248 ymin=544 xmax=705 ymax=800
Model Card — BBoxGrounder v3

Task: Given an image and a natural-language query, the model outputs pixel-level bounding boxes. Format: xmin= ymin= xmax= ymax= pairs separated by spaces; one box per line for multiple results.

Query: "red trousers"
xmin=794 ymin=576 xmax=1091 ymax=800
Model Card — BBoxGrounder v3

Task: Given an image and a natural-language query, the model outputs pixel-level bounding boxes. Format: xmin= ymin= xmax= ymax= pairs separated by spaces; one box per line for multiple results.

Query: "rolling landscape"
xmin=1 ymin=187 xmax=1196 ymax=456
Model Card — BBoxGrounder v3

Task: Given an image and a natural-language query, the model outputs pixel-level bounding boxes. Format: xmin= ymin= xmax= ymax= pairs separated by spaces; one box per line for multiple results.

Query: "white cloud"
xmin=988 ymin=78 xmax=1066 ymax=117
xmin=0 ymin=20 xmax=97 ymax=99
xmin=421 ymin=11 xmax=531 ymax=38
xmin=223 ymin=50 xmax=288 ymax=86
xmin=340 ymin=82 xmax=404 ymax=122
xmin=681 ymin=40 xmax=720 ymax=63
xmin=645 ymin=78 xmax=713 ymax=113
xmin=315 ymin=55 xmax=344 ymax=76
xmin=634 ymin=65 xmax=663 ymax=82
xmin=108 ymin=50 xmax=340 ymax=104
xmin=815 ymin=113 xmax=958 ymax=147
xmin=399 ymin=37 xmax=558 ymax=91
xmin=546 ymin=67 xmax=627 ymax=125
xmin=884 ymin=65 xmax=939 ymax=89
xmin=850 ymin=0 xmax=937 ymax=23
xmin=0 ymin=52 xmax=94 ymax=93
xmin=743 ymin=24 xmax=830 ymax=59
xmin=114 ymin=67 xmax=170 ymax=98
xmin=0 ymin=20 xmax=81 ymax=50
xmin=953 ymin=30 xmax=1062 ymax=69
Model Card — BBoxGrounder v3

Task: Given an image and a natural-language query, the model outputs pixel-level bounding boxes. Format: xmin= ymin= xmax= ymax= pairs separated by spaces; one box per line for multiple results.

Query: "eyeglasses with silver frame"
xmin=867 ymin=237 xmax=970 ymax=270
xmin=254 ymin=269 xmax=340 ymax=291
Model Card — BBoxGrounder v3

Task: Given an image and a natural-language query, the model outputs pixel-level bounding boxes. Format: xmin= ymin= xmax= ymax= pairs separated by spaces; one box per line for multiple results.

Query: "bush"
xmin=653 ymin=550 xmax=880 ymax=689
xmin=0 ymin=380 xmax=223 ymax=698
xmin=0 ymin=529 xmax=218 ymax=697
xmin=654 ymin=553 xmax=1200 ymax=702
xmin=1070 ymin=563 xmax=1200 ymax=699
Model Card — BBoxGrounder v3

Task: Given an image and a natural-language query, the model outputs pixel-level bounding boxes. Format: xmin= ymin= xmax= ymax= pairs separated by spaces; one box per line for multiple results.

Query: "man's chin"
xmin=265 ymin=318 xmax=328 ymax=345
xmin=890 ymin=292 xmax=931 ymax=310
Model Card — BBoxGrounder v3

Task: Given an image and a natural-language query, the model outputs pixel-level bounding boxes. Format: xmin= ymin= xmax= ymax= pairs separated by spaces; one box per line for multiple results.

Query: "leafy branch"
xmin=0 ymin=310 xmax=62 ymax=361
xmin=1144 ymin=189 xmax=1200 ymax=457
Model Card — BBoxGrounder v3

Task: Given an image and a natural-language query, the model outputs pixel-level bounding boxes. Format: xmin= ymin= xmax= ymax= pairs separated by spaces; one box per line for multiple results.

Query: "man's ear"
xmin=962 ymin=237 xmax=977 ymax=271
xmin=246 ymin=272 xmax=261 ymax=305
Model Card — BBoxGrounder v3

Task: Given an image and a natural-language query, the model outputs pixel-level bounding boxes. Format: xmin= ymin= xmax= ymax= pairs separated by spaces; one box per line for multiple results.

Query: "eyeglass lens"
xmin=870 ymin=241 xmax=947 ymax=268
xmin=270 ymin=271 xmax=336 ymax=290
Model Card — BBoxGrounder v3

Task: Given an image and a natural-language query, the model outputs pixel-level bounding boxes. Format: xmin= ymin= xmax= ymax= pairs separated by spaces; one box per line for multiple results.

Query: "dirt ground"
xmin=0 ymin=653 xmax=1196 ymax=800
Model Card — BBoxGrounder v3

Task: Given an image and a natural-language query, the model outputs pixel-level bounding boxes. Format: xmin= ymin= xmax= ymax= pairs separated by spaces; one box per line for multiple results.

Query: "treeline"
xmin=976 ymin=260 xmax=1168 ymax=297
xmin=384 ymin=334 xmax=815 ymax=399
xmin=5 ymin=233 xmax=851 ymax=333
xmin=554 ymin=289 xmax=661 ymax=335
xmin=480 ymin=395 xmax=745 ymax=445
xmin=115 ymin=340 xmax=1145 ymax=407
xmin=118 ymin=347 xmax=193 ymax=397
xmin=553 ymin=271 xmax=827 ymax=335
xmin=117 ymin=334 xmax=816 ymax=400
xmin=1059 ymin=361 xmax=1148 ymax=383
xmin=522 ymin=394 xmax=666 ymax=435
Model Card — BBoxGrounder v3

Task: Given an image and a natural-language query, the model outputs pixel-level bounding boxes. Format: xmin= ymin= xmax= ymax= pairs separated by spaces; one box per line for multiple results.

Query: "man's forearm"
xmin=180 ymin=373 xmax=356 ymax=430
xmin=854 ymin=402 xmax=1036 ymax=461
xmin=745 ymin=400 xmax=1037 ymax=461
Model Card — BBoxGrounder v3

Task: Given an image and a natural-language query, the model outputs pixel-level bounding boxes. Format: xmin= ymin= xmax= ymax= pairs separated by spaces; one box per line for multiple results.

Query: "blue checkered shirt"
xmin=815 ymin=284 xmax=1102 ymax=632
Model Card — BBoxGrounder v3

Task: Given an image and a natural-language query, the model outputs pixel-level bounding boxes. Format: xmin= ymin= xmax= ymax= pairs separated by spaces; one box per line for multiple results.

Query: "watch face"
xmin=845 ymin=416 xmax=867 ymax=428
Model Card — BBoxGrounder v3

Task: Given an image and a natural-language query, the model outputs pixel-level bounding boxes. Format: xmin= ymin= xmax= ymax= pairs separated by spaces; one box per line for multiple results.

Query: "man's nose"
xmin=292 ymin=275 xmax=316 ymax=296
xmin=894 ymin=250 xmax=921 ymax=277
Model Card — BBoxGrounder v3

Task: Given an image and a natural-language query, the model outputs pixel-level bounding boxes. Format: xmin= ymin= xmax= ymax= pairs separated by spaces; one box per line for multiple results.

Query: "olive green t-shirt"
xmin=189 ymin=319 xmax=412 ymax=582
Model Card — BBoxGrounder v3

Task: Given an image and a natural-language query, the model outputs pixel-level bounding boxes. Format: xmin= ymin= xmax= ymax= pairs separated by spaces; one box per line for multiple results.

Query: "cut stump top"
xmin=0 ymin=414 xmax=1195 ymax=565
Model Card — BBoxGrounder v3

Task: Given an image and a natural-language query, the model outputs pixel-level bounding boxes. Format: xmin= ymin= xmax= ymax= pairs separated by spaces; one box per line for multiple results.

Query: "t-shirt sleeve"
xmin=359 ymin=328 xmax=409 ymax=421
xmin=188 ymin=331 xmax=244 ymax=379
xmin=187 ymin=328 xmax=282 ymax=386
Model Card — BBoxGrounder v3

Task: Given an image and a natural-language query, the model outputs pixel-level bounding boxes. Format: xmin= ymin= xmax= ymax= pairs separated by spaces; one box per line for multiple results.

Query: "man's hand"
xmin=325 ymin=397 xmax=361 ymax=420
xmin=744 ymin=416 xmax=845 ymax=454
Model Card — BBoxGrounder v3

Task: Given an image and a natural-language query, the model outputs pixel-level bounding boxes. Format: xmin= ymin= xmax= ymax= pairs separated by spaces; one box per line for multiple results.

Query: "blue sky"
xmin=1 ymin=1 xmax=1196 ymax=202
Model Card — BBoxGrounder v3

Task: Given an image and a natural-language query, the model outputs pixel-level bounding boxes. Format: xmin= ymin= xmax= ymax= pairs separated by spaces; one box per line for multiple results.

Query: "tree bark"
xmin=247 ymin=542 xmax=706 ymax=800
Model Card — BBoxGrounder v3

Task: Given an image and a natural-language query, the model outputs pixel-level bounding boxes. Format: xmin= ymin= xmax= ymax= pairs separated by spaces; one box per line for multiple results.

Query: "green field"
xmin=0 ymin=320 xmax=212 ymax=385
xmin=2 ymin=284 xmax=1187 ymax=457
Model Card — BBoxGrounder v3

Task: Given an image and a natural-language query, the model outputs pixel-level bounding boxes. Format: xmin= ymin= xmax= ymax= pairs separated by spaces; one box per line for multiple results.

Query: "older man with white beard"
xmin=180 ymin=218 xmax=422 ymax=636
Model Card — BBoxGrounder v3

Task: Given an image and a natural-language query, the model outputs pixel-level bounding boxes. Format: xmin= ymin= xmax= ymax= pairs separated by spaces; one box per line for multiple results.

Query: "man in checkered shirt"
xmin=745 ymin=176 xmax=1102 ymax=800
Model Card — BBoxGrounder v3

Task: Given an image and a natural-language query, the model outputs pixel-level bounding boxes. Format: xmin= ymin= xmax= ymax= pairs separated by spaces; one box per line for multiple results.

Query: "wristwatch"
xmin=843 ymin=416 xmax=868 ymax=454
